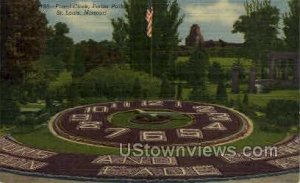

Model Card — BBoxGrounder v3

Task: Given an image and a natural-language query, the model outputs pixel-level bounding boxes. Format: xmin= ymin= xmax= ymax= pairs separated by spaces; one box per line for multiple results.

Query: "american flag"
xmin=145 ymin=0 xmax=153 ymax=38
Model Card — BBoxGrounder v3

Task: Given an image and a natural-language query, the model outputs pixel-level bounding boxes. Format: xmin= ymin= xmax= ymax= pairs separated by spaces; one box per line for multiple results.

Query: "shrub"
xmin=78 ymin=66 xmax=161 ymax=100
xmin=265 ymin=100 xmax=299 ymax=127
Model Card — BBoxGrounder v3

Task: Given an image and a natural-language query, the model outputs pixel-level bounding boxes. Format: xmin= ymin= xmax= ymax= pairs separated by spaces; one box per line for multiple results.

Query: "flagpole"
xmin=150 ymin=34 xmax=153 ymax=78
xmin=146 ymin=0 xmax=153 ymax=78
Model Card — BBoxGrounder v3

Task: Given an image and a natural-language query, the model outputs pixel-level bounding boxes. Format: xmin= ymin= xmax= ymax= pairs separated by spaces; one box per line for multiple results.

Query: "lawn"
xmin=108 ymin=110 xmax=193 ymax=130
xmin=12 ymin=127 xmax=119 ymax=155
xmin=177 ymin=56 xmax=252 ymax=69
xmin=225 ymin=115 xmax=287 ymax=149
xmin=183 ymin=83 xmax=298 ymax=108
xmin=229 ymin=89 xmax=299 ymax=107
xmin=209 ymin=57 xmax=252 ymax=69
xmin=20 ymin=102 xmax=46 ymax=112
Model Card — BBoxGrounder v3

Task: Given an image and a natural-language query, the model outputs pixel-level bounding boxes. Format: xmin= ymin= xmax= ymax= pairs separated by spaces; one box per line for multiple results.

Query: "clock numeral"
xmin=140 ymin=131 xmax=167 ymax=142
xmin=208 ymin=113 xmax=232 ymax=122
xmin=203 ymin=122 xmax=227 ymax=131
xmin=175 ymin=101 xmax=182 ymax=108
xmin=105 ymin=128 xmax=131 ymax=139
xmin=123 ymin=102 xmax=131 ymax=108
xmin=177 ymin=129 xmax=203 ymax=139
xmin=76 ymin=121 xmax=102 ymax=130
xmin=141 ymin=101 xmax=147 ymax=107
xmin=193 ymin=106 xmax=216 ymax=114
xmin=110 ymin=103 xmax=118 ymax=109
xmin=70 ymin=114 xmax=91 ymax=122
xmin=85 ymin=106 xmax=108 ymax=113
xmin=141 ymin=101 xmax=164 ymax=107
xmin=164 ymin=167 xmax=187 ymax=176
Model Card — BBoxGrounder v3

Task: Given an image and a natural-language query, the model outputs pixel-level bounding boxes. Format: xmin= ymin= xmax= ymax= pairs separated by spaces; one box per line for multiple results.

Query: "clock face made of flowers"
xmin=50 ymin=101 xmax=252 ymax=147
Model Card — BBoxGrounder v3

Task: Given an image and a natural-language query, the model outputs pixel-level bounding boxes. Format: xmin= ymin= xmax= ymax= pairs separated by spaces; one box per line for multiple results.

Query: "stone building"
xmin=185 ymin=24 xmax=204 ymax=48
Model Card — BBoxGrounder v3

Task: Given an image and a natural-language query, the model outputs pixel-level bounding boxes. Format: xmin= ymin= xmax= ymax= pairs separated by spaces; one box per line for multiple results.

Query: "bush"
xmin=265 ymin=100 xmax=299 ymax=127
xmin=78 ymin=66 xmax=161 ymax=100
xmin=259 ymin=122 xmax=284 ymax=133
xmin=0 ymin=85 xmax=21 ymax=124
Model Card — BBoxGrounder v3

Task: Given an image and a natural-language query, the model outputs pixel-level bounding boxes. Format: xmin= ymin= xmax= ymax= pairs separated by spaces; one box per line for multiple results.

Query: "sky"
xmin=40 ymin=0 xmax=290 ymax=44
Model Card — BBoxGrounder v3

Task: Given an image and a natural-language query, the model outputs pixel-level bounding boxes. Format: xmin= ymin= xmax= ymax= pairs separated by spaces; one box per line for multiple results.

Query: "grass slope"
xmin=177 ymin=56 xmax=252 ymax=69
xmin=12 ymin=127 xmax=119 ymax=155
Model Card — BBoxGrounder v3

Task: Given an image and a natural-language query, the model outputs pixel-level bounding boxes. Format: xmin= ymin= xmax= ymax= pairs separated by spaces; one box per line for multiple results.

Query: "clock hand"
xmin=135 ymin=109 xmax=182 ymax=118
xmin=135 ymin=109 xmax=174 ymax=114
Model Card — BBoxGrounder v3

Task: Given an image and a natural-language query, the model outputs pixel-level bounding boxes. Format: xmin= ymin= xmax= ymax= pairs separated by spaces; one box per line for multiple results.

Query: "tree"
xmin=1 ymin=0 xmax=48 ymax=84
xmin=232 ymin=59 xmax=246 ymax=81
xmin=0 ymin=85 xmax=20 ymax=123
xmin=54 ymin=22 xmax=70 ymax=36
xmin=229 ymin=99 xmax=235 ymax=107
xmin=45 ymin=22 xmax=74 ymax=70
xmin=160 ymin=75 xmax=175 ymax=99
xmin=67 ymin=81 xmax=80 ymax=107
xmin=208 ymin=62 xmax=223 ymax=84
xmin=189 ymin=85 xmax=209 ymax=102
xmin=132 ymin=78 xmax=142 ymax=99
xmin=186 ymin=48 xmax=210 ymax=102
xmin=76 ymin=40 xmax=121 ymax=72
xmin=112 ymin=18 xmax=128 ymax=63
xmin=151 ymin=0 xmax=184 ymax=76
xmin=176 ymin=84 xmax=183 ymax=100
xmin=186 ymin=49 xmax=209 ymax=88
xmin=232 ymin=0 xmax=280 ymax=78
xmin=216 ymin=77 xmax=228 ymax=102
xmin=283 ymin=0 xmax=299 ymax=51
xmin=235 ymin=94 xmax=242 ymax=110
xmin=266 ymin=100 xmax=299 ymax=127
xmin=112 ymin=0 xmax=183 ymax=77
xmin=243 ymin=93 xmax=249 ymax=105
xmin=72 ymin=46 xmax=86 ymax=78
xmin=0 ymin=0 xmax=47 ymax=123
xmin=23 ymin=64 xmax=49 ymax=101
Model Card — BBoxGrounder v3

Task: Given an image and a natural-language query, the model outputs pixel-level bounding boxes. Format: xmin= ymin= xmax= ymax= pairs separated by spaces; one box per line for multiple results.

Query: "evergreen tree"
xmin=187 ymin=49 xmax=209 ymax=88
xmin=229 ymin=99 xmax=235 ymax=107
xmin=132 ymin=78 xmax=142 ymax=99
xmin=216 ymin=78 xmax=228 ymax=102
xmin=235 ymin=94 xmax=243 ymax=110
xmin=283 ymin=0 xmax=299 ymax=51
xmin=243 ymin=93 xmax=249 ymax=105
xmin=151 ymin=0 xmax=183 ymax=76
xmin=189 ymin=85 xmax=209 ymax=102
xmin=160 ymin=75 xmax=175 ymax=99
xmin=176 ymin=84 xmax=183 ymax=100
xmin=208 ymin=62 xmax=223 ymax=84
